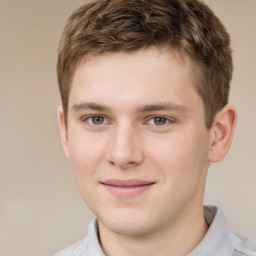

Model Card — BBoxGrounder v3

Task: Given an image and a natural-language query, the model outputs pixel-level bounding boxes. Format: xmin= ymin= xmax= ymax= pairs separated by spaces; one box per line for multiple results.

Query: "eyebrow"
xmin=135 ymin=103 xmax=188 ymax=113
xmin=71 ymin=102 xmax=111 ymax=112
xmin=71 ymin=102 xmax=187 ymax=113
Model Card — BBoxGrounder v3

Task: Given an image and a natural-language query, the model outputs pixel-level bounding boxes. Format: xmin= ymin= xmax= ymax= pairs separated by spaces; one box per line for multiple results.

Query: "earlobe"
xmin=57 ymin=105 xmax=70 ymax=159
xmin=208 ymin=104 xmax=237 ymax=163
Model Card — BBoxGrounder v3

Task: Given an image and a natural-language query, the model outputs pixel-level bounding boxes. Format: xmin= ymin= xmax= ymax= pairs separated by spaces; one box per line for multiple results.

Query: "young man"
xmin=55 ymin=0 xmax=256 ymax=255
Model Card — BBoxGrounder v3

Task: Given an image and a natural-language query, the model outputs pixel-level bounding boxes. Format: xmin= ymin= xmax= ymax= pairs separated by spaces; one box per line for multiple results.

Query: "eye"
xmin=153 ymin=117 xmax=167 ymax=125
xmin=148 ymin=116 xmax=168 ymax=126
xmin=87 ymin=116 xmax=106 ymax=125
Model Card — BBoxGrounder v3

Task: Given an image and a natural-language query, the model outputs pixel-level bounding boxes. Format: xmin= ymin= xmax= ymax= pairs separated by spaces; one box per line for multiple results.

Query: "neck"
xmin=98 ymin=206 xmax=208 ymax=256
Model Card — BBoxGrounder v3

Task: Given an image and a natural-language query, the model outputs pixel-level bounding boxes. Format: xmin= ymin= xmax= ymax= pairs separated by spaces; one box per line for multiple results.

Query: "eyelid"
xmin=80 ymin=114 xmax=176 ymax=127
xmin=146 ymin=115 xmax=176 ymax=125
xmin=81 ymin=114 xmax=110 ymax=125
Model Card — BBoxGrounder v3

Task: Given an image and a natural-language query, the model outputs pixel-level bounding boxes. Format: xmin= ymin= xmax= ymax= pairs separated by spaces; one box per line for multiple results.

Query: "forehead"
xmin=81 ymin=47 xmax=193 ymax=75
xmin=69 ymin=47 xmax=202 ymax=113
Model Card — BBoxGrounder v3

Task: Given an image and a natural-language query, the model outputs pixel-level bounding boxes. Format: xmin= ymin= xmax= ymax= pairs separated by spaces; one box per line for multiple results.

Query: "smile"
xmin=101 ymin=179 xmax=155 ymax=198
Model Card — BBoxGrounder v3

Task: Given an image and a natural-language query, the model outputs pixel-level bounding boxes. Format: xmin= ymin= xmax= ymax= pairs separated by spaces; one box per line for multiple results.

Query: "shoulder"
xmin=231 ymin=232 xmax=256 ymax=256
xmin=53 ymin=238 xmax=86 ymax=256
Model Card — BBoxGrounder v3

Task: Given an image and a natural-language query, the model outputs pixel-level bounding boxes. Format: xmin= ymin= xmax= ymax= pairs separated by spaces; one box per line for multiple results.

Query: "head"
xmin=57 ymin=0 xmax=233 ymax=129
xmin=57 ymin=0 xmax=236 ymax=246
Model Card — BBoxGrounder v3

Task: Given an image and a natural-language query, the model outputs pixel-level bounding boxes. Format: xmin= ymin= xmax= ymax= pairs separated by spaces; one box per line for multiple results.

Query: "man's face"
xmin=59 ymin=47 xmax=213 ymax=237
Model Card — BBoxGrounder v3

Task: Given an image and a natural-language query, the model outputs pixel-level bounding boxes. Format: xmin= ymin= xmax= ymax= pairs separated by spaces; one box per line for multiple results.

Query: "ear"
xmin=57 ymin=105 xmax=70 ymax=159
xmin=208 ymin=104 xmax=237 ymax=162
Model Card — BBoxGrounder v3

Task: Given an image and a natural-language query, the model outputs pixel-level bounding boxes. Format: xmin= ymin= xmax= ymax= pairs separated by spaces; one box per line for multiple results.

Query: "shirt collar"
xmin=188 ymin=206 xmax=235 ymax=256
xmin=82 ymin=217 xmax=105 ymax=256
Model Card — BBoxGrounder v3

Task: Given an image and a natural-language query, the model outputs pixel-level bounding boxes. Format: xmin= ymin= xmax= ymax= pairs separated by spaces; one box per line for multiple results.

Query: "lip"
xmin=101 ymin=179 xmax=155 ymax=198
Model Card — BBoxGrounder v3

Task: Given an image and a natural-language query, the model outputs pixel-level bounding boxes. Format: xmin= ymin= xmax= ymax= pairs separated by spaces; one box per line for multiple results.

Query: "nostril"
xmin=109 ymin=161 xmax=115 ymax=165
xmin=106 ymin=134 xmax=144 ymax=168
xmin=108 ymin=159 xmax=139 ymax=169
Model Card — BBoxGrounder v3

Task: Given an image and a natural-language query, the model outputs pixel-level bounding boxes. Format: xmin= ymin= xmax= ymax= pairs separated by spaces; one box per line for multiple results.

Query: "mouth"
xmin=100 ymin=179 xmax=155 ymax=198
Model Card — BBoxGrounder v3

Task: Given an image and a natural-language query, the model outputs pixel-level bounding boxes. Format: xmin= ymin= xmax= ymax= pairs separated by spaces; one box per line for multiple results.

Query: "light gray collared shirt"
xmin=54 ymin=206 xmax=256 ymax=256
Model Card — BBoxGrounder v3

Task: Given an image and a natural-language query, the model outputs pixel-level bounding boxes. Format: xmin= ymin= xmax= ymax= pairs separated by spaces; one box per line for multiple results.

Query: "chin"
xmin=106 ymin=220 xmax=151 ymax=237
xmin=98 ymin=209 xmax=154 ymax=237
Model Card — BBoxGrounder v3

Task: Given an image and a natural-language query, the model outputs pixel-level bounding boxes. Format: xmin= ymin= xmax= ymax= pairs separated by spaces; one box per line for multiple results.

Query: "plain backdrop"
xmin=0 ymin=0 xmax=255 ymax=255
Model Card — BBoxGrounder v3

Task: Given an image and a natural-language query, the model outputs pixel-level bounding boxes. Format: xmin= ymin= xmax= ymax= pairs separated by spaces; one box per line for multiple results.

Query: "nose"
xmin=106 ymin=122 xmax=144 ymax=169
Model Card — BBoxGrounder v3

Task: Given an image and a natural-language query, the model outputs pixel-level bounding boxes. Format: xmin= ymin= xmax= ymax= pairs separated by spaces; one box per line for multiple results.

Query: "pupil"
xmin=154 ymin=117 xmax=166 ymax=125
xmin=92 ymin=116 xmax=103 ymax=124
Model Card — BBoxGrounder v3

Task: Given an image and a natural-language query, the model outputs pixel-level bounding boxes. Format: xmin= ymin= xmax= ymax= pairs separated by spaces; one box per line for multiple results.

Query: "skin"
xmin=58 ymin=47 xmax=236 ymax=256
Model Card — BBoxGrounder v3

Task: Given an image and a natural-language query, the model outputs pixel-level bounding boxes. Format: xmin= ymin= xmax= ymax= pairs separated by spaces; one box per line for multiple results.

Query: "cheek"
xmin=69 ymin=129 xmax=104 ymax=163
xmin=148 ymin=133 xmax=192 ymax=167
xmin=148 ymin=131 xmax=209 ymax=184
xmin=68 ymin=135 xmax=105 ymax=208
xmin=67 ymin=132 xmax=107 ymax=186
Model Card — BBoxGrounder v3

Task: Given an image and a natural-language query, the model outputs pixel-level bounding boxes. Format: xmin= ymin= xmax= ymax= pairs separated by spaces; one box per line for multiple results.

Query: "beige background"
xmin=0 ymin=0 xmax=255 ymax=255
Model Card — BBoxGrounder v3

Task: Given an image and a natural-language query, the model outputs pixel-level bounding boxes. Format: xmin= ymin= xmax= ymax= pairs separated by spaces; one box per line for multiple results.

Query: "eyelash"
xmin=82 ymin=115 xmax=109 ymax=126
xmin=146 ymin=116 xmax=176 ymax=126
xmin=81 ymin=115 xmax=176 ymax=127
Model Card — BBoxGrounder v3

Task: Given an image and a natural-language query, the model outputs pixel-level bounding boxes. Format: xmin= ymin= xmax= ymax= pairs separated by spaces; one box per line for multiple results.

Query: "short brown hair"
xmin=57 ymin=0 xmax=232 ymax=128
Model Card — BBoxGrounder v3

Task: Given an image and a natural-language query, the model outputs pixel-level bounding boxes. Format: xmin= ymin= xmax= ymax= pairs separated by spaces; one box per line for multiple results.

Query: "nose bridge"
xmin=107 ymin=120 xmax=143 ymax=168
